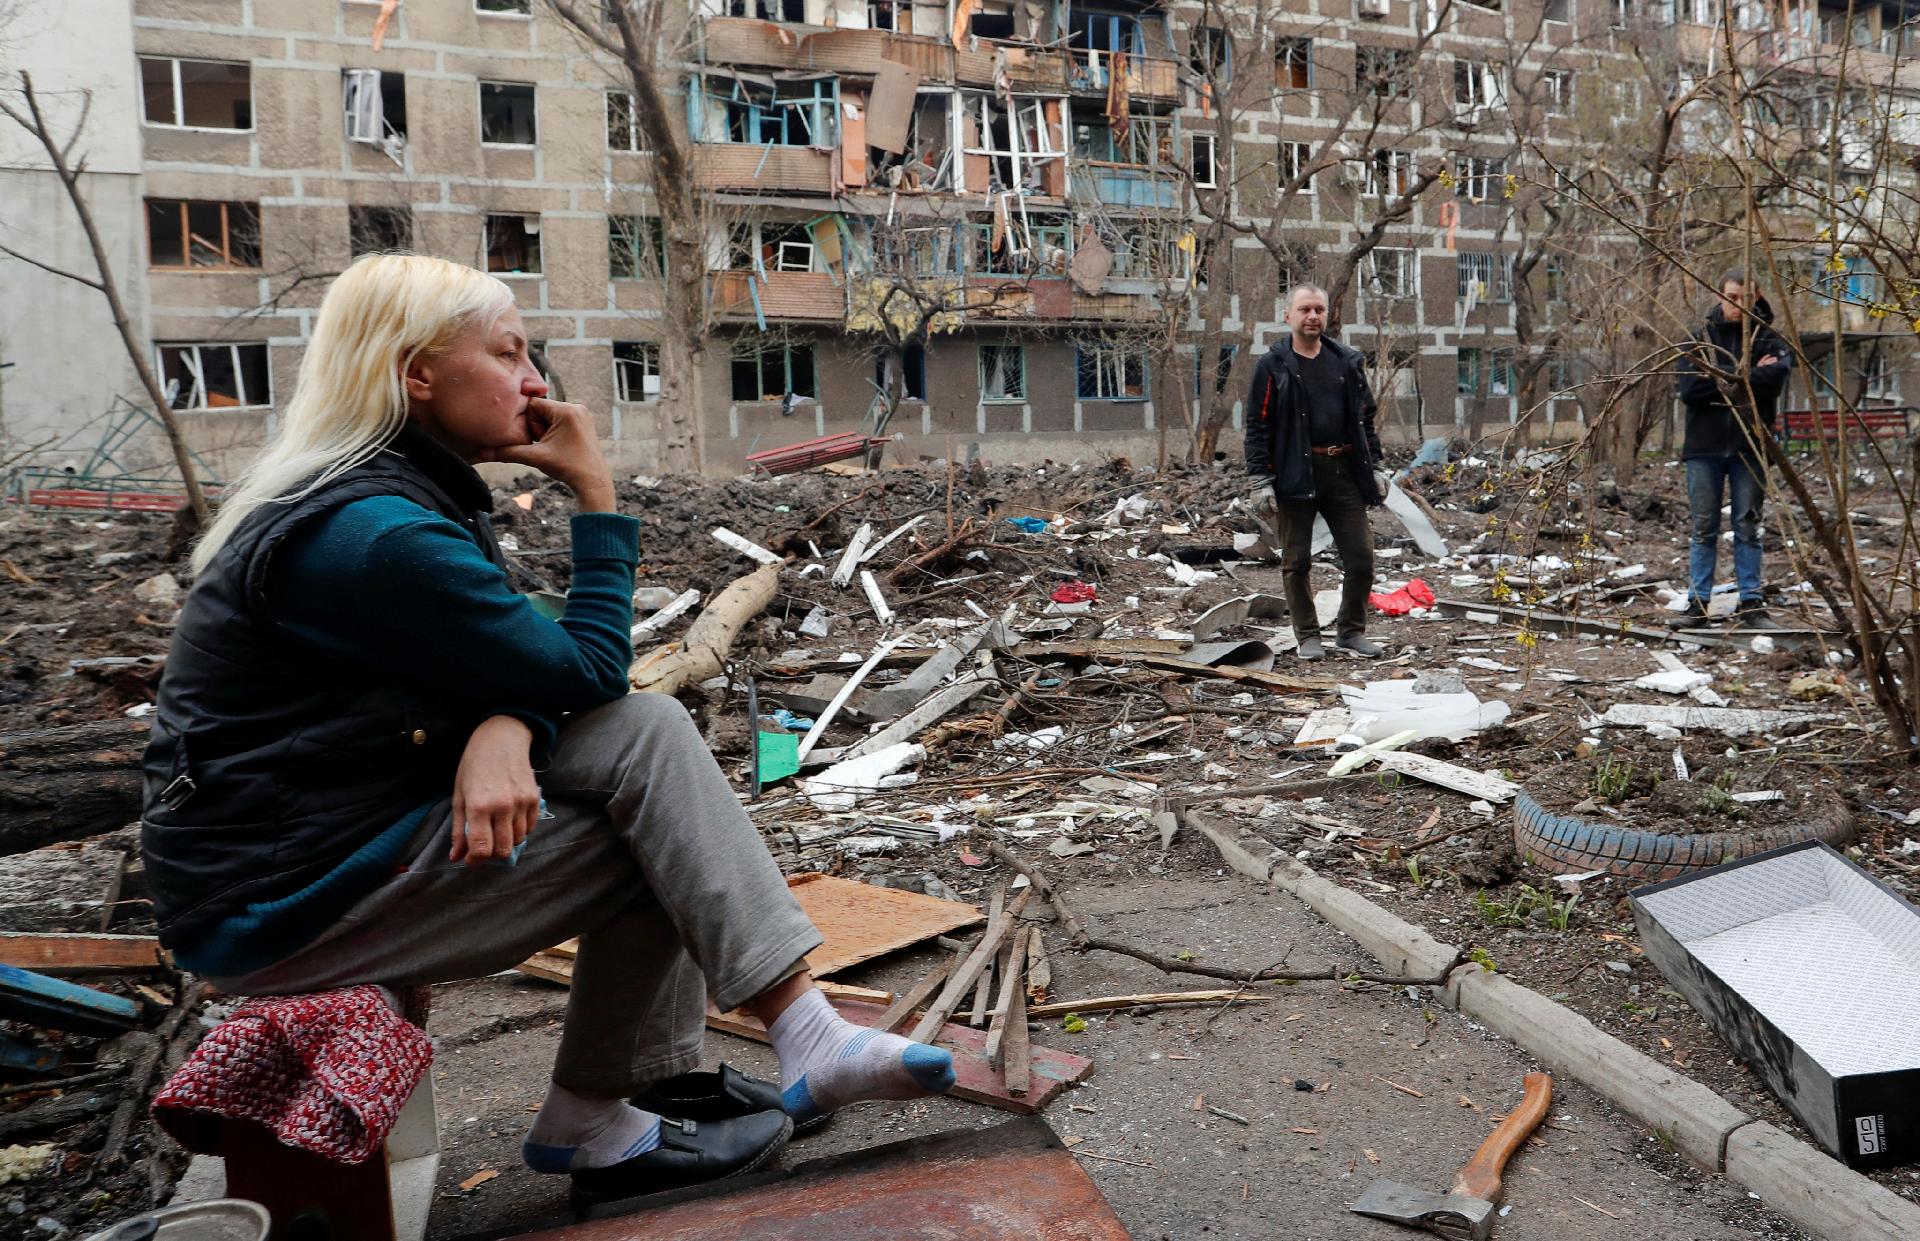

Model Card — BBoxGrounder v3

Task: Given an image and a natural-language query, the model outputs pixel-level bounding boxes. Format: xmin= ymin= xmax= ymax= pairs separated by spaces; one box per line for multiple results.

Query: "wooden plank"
xmin=874 ymin=955 xmax=954 ymax=1034
xmin=911 ymin=889 xmax=1030 ymax=1043
xmin=985 ymin=927 xmax=1029 ymax=1071
xmin=1002 ymin=947 xmax=1032 ymax=1096
xmin=1371 ymin=751 xmax=1520 ymax=803
xmin=787 ymin=873 xmax=982 ymax=977
xmin=0 ymin=933 xmax=167 ymax=973
xmin=841 ymin=677 xmax=994 ymax=761
xmin=522 ymin=950 xmax=891 ymax=1007
xmin=865 ymin=60 xmax=921 ymax=152
xmin=968 ymin=890 xmax=1005 ymax=1026
xmin=0 ymin=965 xmax=141 ymax=1037
xmin=831 ymin=523 xmax=875 ymax=589
xmin=707 ymin=996 xmax=1091 ymax=1115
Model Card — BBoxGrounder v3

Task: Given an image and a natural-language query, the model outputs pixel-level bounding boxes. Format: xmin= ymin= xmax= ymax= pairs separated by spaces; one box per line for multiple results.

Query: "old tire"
xmin=1512 ymin=789 xmax=1854 ymax=883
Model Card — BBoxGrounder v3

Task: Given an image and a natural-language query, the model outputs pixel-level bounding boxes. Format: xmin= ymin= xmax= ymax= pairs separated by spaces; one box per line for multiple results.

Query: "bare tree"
xmin=548 ymin=0 xmax=711 ymax=473
xmin=0 ymin=71 xmax=210 ymax=523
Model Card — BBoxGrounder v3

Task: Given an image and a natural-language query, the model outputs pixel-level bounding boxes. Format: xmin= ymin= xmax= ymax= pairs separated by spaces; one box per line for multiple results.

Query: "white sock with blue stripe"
xmin=767 ymin=988 xmax=955 ymax=1123
xmin=522 ymin=1083 xmax=661 ymax=1174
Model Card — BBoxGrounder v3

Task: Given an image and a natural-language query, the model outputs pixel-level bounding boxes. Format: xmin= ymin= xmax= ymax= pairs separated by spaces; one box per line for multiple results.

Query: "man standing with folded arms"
xmin=1244 ymin=283 xmax=1388 ymax=660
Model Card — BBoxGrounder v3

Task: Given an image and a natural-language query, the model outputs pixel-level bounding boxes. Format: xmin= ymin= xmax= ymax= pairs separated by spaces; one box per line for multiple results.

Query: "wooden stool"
xmin=173 ymin=1067 xmax=439 ymax=1241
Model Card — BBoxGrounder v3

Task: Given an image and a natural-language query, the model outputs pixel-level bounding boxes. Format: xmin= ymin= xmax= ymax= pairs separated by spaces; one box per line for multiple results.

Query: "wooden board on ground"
xmin=516 ymin=874 xmax=981 ymax=988
xmin=706 ymin=997 xmax=1091 ymax=1116
xmin=783 ymin=873 xmax=983 ymax=977
xmin=0 ymin=932 xmax=168 ymax=973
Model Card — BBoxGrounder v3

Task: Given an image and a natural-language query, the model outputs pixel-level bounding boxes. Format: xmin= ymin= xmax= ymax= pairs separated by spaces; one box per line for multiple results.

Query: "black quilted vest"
xmin=140 ymin=426 xmax=505 ymax=948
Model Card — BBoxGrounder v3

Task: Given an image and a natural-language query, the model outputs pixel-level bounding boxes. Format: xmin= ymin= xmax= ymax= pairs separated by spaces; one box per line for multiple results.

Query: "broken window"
xmin=1368 ymin=247 xmax=1415 ymax=298
xmin=1544 ymin=0 xmax=1570 ymax=18
xmin=609 ymin=215 xmax=664 ymax=278
xmin=730 ymin=340 xmax=817 ymax=400
xmin=1193 ymin=346 xmax=1236 ymax=397
xmin=869 ymin=0 xmax=910 ymax=29
xmin=139 ymin=57 xmax=252 ymax=129
xmin=969 ymin=0 xmax=1017 ymax=39
xmin=727 ymin=0 xmax=805 ymax=18
xmin=146 ymin=200 xmax=261 ymax=270
xmin=1106 ymin=225 xmax=1188 ymax=280
xmin=966 ymin=217 xmax=1067 ymax=276
xmin=480 ymin=81 xmax=537 ymax=145
xmin=1071 ymin=9 xmax=1144 ymax=58
xmin=1189 ymin=27 xmax=1232 ymax=81
xmin=963 ymin=93 xmax=1066 ymax=193
xmin=349 ymin=205 xmax=413 ymax=257
xmin=613 ymin=342 xmax=661 ymax=401
xmin=1274 ymin=38 xmax=1312 ymax=89
xmin=727 ymin=223 xmax=815 ymax=273
xmin=1073 ymin=114 xmax=1173 ymax=166
xmin=1453 ymin=60 xmax=1505 ymax=111
xmin=1075 ymin=343 xmax=1147 ymax=400
xmin=1355 ymin=46 xmax=1411 ymax=97
xmin=1363 ymin=149 xmax=1414 ymax=195
xmin=868 ymin=223 xmax=960 ymax=275
xmin=699 ymin=74 xmax=835 ymax=147
xmin=1280 ymin=141 xmax=1316 ymax=190
xmin=872 ymin=92 xmax=954 ymax=190
xmin=343 ymin=70 xmax=407 ymax=160
xmin=485 ymin=214 xmax=542 ymax=274
xmin=476 ymin=0 xmax=532 ymax=13
xmin=1190 ymin=133 xmax=1217 ymax=187
xmin=1542 ymin=69 xmax=1573 ymax=113
xmin=978 ymin=344 xmax=1025 ymax=401
xmin=878 ymin=344 xmax=927 ymax=400
xmin=158 ymin=342 xmax=271 ymax=409
xmin=607 ymin=89 xmax=645 ymax=151
xmin=1455 ymin=155 xmax=1507 ymax=201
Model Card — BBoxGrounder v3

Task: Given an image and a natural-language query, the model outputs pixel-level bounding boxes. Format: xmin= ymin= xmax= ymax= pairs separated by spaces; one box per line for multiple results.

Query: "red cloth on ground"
xmin=152 ymin=984 xmax=432 ymax=1165
xmin=1368 ymin=578 xmax=1436 ymax=616
xmin=1050 ymin=581 xmax=1097 ymax=604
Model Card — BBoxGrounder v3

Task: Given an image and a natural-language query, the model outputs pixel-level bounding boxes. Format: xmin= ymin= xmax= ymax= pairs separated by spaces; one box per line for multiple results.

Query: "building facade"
xmin=0 ymin=0 xmax=1914 ymax=478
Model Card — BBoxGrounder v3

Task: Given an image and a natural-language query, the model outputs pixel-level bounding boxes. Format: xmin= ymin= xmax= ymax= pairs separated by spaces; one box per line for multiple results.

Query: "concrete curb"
xmin=1193 ymin=822 xmax=1920 ymax=1241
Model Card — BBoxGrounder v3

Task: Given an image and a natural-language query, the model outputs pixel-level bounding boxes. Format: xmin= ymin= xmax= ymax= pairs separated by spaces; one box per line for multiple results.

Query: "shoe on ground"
xmin=1335 ymin=634 xmax=1383 ymax=658
xmin=1665 ymin=600 xmax=1711 ymax=628
xmin=570 ymin=1111 xmax=792 ymax=1207
xmin=633 ymin=1064 xmax=830 ymax=1137
xmin=1732 ymin=602 xmax=1780 ymax=630
xmin=1295 ymin=635 xmax=1325 ymax=661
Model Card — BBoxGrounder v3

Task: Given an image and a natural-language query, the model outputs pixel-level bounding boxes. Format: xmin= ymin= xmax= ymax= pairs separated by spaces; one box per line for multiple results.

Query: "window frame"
xmin=978 ymin=343 xmax=1027 ymax=402
xmin=146 ymin=199 xmax=262 ymax=271
xmin=1190 ymin=132 xmax=1218 ymax=188
xmin=607 ymin=88 xmax=646 ymax=152
xmin=475 ymin=0 xmax=534 ymax=15
xmin=613 ymin=341 xmax=662 ymax=402
xmin=1275 ymin=37 xmax=1313 ymax=89
xmin=729 ymin=340 xmax=818 ymax=402
xmin=1363 ymin=149 xmax=1415 ymax=196
xmin=478 ymin=80 xmax=539 ymax=147
xmin=138 ymin=56 xmax=254 ymax=132
xmin=156 ymin=341 xmax=273 ymax=410
xmin=1075 ymin=343 xmax=1149 ymax=401
xmin=484 ymin=213 xmax=544 ymax=276
xmin=348 ymin=204 xmax=414 ymax=258
xmin=609 ymin=215 xmax=665 ymax=279
xmin=1280 ymin=141 xmax=1316 ymax=191
xmin=1368 ymin=246 xmax=1416 ymax=299
xmin=1457 ymin=250 xmax=1513 ymax=302
xmin=1455 ymin=155 xmax=1507 ymax=202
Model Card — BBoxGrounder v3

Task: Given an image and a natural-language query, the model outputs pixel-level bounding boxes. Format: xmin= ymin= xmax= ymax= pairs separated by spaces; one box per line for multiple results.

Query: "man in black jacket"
xmin=1672 ymin=270 xmax=1793 ymax=629
xmin=1244 ymin=284 xmax=1387 ymax=660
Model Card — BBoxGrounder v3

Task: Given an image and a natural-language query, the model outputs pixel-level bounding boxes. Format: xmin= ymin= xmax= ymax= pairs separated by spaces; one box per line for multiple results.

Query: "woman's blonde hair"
xmin=191 ymin=254 xmax=514 ymax=575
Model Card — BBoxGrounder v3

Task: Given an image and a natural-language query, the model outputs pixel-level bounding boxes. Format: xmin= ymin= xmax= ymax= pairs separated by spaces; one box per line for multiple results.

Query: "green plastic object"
xmin=527 ymin=590 xmax=567 ymax=620
xmin=757 ymin=731 xmax=800 ymax=783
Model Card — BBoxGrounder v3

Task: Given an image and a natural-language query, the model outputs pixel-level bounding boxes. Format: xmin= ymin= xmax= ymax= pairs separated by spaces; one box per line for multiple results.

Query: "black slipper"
xmin=632 ymin=1063 xmax=831 ymax=1137
xmin=569 ymin=1110 xmax=792 ymax=1207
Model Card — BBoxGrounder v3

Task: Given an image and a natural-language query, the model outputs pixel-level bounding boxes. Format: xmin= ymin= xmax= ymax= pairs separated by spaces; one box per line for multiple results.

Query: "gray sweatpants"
xmin=211 ymin=694 xmax=822 ymax=1095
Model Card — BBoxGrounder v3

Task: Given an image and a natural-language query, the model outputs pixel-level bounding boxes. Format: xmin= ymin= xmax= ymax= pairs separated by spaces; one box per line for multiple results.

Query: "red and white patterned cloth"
xmin=152 ymin=985 xmax=432 ymax=1165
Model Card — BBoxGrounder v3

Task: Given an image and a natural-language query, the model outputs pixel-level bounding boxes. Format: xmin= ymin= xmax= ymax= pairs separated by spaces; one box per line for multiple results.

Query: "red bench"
xmin=1779 ymin=407 xmax=1913 ymax=444
xmin=746 ymin=432 xmax=891 ymax=478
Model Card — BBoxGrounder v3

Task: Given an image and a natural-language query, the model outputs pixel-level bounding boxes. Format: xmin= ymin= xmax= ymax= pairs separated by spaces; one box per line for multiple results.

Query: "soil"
xmin=4 ymin=441 xmax=1918 ymax=1235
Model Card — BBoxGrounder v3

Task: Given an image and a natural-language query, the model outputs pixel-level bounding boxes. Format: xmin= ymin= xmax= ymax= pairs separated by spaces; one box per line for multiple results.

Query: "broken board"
xmin=517 ymin=874 xmax=981 ymax=986
xmin=706 ymin=997 xmax=1092 ymax=1115
xmin=522 ymin=1116 xmax=1128 ymax=1239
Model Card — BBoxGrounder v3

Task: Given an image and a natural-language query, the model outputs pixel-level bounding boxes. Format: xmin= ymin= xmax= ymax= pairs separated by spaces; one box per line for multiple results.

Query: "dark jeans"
xmin=1275 ymin=455 xmax=1375 ymax=639
xmin=1686 ymin=456 xmax=1764 ymax=605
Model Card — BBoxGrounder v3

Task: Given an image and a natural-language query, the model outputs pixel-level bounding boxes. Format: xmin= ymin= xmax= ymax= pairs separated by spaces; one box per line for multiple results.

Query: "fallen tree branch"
xmin=91 ymin=976 xmax=205 ymax=1181
xmin=630 ymin=561 xmax=781 ymax=695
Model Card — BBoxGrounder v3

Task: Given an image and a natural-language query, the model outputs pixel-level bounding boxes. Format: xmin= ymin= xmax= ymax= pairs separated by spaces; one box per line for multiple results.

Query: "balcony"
xmin=693 ymin=144 xmax=835 ymax=194
xmin=710 ymin=270 xmax=845 ymax=323
xmin=1069 ymin=163 xmax=1178 ymax=209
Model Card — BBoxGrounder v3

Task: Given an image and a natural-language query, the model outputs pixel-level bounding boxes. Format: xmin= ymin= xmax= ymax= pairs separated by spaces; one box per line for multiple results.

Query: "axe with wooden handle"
xmin=1349 ymin=1072 xmax=1553 ymax=1241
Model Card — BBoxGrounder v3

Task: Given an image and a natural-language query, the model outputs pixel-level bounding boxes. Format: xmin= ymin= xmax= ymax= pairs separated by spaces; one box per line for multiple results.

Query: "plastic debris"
xmin=1050 ymin=580 xmax=1098 ymax=605
xmin=1341 ymin=681 xmax=1511 ymax=742
xmin=1368 ymin=578 xmax=1437 ymax=616
xmin=801 ymin=742 xmax=926 ymax=812
xmin=1006 ymin=516 xmax=1050 ymax=534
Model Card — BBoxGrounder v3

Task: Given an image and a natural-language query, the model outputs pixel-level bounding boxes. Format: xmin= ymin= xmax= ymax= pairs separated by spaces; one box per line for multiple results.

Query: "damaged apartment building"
xmin=2 ymin=0 xmax=1915 ymax=476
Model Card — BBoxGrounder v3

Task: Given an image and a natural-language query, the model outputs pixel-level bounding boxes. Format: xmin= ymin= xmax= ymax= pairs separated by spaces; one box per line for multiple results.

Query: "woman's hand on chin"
xmin=449 ymin=715 xmax=541 ymax=866
xmin=477 ymin=397 xmax=617 ymax=512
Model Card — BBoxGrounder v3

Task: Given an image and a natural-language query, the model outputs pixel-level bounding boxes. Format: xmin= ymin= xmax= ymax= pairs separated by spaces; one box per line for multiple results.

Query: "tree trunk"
xmin=0 ymin=718 xmax=149 ymax=854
